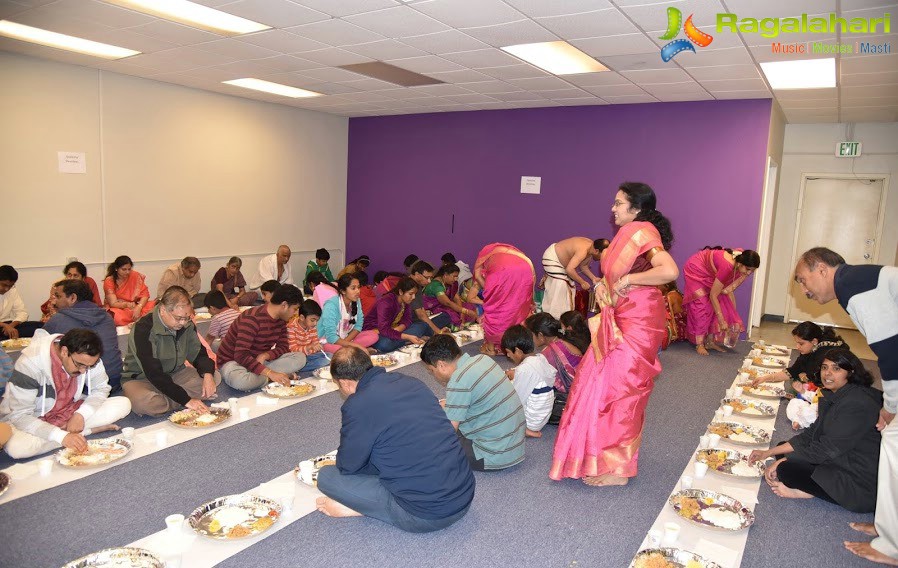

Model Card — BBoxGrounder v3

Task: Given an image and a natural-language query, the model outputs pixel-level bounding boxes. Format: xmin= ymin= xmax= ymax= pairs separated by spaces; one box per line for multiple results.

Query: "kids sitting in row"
xmin=288 ymin=300 xmax=329 ymax=372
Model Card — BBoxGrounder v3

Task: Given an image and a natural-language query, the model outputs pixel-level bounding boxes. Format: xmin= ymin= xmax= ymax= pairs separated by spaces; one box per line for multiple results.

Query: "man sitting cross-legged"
xmin=217 ymin=284 xmax=306 ymax=391
xmin=315 ymin=346 xmax=475 ymax=533
xmin=1 ymin=328 xmax=131 ymax=459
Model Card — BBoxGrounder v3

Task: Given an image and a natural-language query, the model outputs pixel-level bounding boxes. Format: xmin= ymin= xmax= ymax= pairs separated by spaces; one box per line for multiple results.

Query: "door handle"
xmin=864 ymin=253 xmax=872 ymax=259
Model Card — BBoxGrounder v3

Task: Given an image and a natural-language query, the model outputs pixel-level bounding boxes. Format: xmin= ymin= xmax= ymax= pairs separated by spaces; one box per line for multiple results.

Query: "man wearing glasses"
xmin=0 ymin=328 xmax=131 ymax=459
xmin=121 ymin=286 xmax=219 ymax=416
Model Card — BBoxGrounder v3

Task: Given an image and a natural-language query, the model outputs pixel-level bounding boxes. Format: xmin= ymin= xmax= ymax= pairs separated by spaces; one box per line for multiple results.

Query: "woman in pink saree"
xmin=469 ymin=243 xmax=535 ymax=355
xmin=683 ymin=247 xmax=760 ymax=355
xmin=550 ymin=183 xmax=679 ymax=486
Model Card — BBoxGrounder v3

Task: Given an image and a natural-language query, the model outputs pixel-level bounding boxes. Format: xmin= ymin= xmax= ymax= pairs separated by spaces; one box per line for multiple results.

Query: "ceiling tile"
xmin=491 ymin=91 xmax=545 ymax=101
xmin=563 ymin=71 xmax=631 ymax=87
xmin=460 ymin=19 xmax=559 ymax=47
xmin=711 ymin=90 xmax=772 ymax=99
xmin=841 ymin=70 xmax=898 ymax=87
xmin=572 ymin=34 xmax=661 ymax=58
xmin=839 ymin=107 xmax=898 ymax=122
xmin=501 ymin=0 xmax=612 ymax=19
xmin=413 ymin=0 xmax=525 ymax=29
xmin=557 ymin=97 xmax=610 ymax=106
xmin=344 ymin=5 xmax=449 ymax=37
xmin=478 ymin=63 xmax=549 ymax=80
xmin=598 ymin=52 xmax=667 ymax=72
xmin=439 ymin=93 xmax=502 ymax=104
xmin=42 ymin=0 xmax=156 ymax=28
xmin=407 ymin=83 xmax=476 ymax=95
xmin=699 ymin=77 xmax=768 ymax=90
xmin=620 ymin=0 xmax=723 ymax=33
xmin=374 ymin=88 xmax=433 ymax=99
xmin=722 ymin=0 xmax=837 ymax=18
xmin=327 ymin=90 xmax=394 ymax=103
xmin=841 ymin=35 xmax=898 ymax=58
xmin=840 ymin=54 xmax=898 ymax=74
xmin=686 ymin=64 xmax=761 ymax=81
xmin=440 ymin=48 xmax=520 ymax=68
xmin=460 ymin=80 xmax=524 ymax=93
xmin=784 ymin=109 xmax=839 ymax=123
xmin=539 ymin=87 xmax=592 ymax=99
xmin=776 ymin=98 xmax=837 ymax=109
xmin=237 ymin=29 xmax=329 ymax=53
xmin=127 ymin=20 xmax=222 ymax=46
xmin=536 ymin=9 xmax=637 ymax=40
xmin=387 ymin=54 xmax=465 ymax=73
xmin=640 ymin=81 xmax=709 ymax=96
xmin=401 ymin=29 xmax=490 ymax=54
xmin=583 ymin=83 xmax=647 ymax=96
xmin=425 ymin=68 xmax=495 ymax=83
xmin=602 ymin=94 xmax=658 ymax=104
xmin=345 ymin=39 xmax=427 ymax=60
xmin=195 ymin=38 xmax=281 ymax=60
xmin=229 ymin=54 xmax=322 ymax=72
xmin=842 ymin=84 xmax=898 ymax=98
xmin=748 ymin=43 xmax=837 ymax=63
xmin=773 ymin=87 xmax=836 ymax=100
xmin=296 ymin=66 xmax=365 ymax=82
xmin=295 ymin=47 xmax=373 ymax=66
xmin=80 ymin=26 xmax=180 ymax=53
xmin=676 ymin=46 xmax=754 ymax=67
xmin=218 ymin=0 xmax=329 ymax=27
xmin=654 ymin=92 xmax=714 ymax=101
xmin=621 ymin=68 xmax=691 ymax=83
xmin=287 ymin=18 xmax=386 ymax=47
xmin=294 ymin=81 xmax=362 ymax=95
xmin=506 ymin=76 xmax=572 ymax=90
xmin=342 ymin=77 xmax=403 ymax=91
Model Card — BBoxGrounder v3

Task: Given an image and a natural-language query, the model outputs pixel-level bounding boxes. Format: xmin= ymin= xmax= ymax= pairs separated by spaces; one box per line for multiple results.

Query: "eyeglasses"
xmin=70 ymin=356 xmax=100 ymax=372
xmin=171 ymin=314 xmax=192 ymax=323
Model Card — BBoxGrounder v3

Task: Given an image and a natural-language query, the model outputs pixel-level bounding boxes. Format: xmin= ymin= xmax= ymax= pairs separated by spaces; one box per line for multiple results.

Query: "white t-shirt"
xmin=512 ymin=353 xmax=555 ymax=432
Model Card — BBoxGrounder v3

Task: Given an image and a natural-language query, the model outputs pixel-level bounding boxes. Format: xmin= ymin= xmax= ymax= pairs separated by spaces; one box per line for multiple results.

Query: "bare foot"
xmin=696 ymin=345 xmax=709 ymax=356
xmin=850 ymin=522 xmax=879 ymax=537
xmin=706 ymin=342 xmax=726 ymax=353
xmin=315 ymin=496 xmax=362 ymax=518
xmin=845 ymin=542 xmax=898 ymax=566
xmin=769 ymin=482 xmax=814 ymax=499
xmin=525 ymin=429 xmax=542 ymax=438
xmin=92 ymin=424 xmax=121 ymax=433
xmin=583 ymin=475 xmax=629 ymax=487
xmin=479 ymin=343 xmax=497 ymax=356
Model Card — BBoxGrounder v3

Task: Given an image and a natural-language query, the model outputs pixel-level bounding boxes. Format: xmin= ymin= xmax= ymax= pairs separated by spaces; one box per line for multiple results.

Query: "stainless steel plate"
xmin=313 ymin=367 xmax=332 ymax=380
xmin=695 ymin=449 xmax=764 ymax=478
xmin=0 ymin=472 xmax=9 ymax=499
xmin=630 ymin=547 xmax=723 ymax=568
xmin=707 ymin=421 xmax=770 ymax=446
xmin=188 ymin=494 xmax=281 ymax=540
xmin=743 ymin=385 xmax=788 ymax=399
xmin=61 ymin=547 xmax=163 ymax=568
xmin=370 ymin=354 xmax=398 ymax=368
xmin=169 ymin=408 xmax=231 ymax=429
xmin=262 ymin=379 xmax=316 ymax=399
xmin=56 ymin=438 xmax=132 ymax=469
xmin=668 ymin=489 xmax=755 ymax=531
xmin=295 ymin=451 xmax=338 ymax=486
xmin=721 ymin=397 xmax=776 ymax=418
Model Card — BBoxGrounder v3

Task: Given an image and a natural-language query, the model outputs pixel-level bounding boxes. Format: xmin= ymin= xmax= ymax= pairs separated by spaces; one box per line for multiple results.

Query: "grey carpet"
xmin=0 ymin=342 xmax=882 ymax=568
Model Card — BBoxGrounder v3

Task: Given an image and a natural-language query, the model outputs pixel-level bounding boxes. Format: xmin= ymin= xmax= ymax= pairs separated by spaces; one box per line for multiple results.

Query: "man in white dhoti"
xmin=540 ymin=237 xmax=608 ymax=319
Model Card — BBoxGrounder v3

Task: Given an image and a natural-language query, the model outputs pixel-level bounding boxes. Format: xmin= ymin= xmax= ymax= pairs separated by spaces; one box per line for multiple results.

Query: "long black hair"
xmin=307 ymin=271 xmax=337 ymax=290
xmin=336 ymin=273 xmax=360 ymax=320
xmin=702 ymin=246 xmax=761 ymax=269
xmin=105 ymin=255 xmax=133 ymax=280
xmin=820 ymin=349 xmax=874 ymax=387
xmin=792 ymin=321 xmax=843 ymax=344
xmin=618 ymin=182 xmax=673 ymax=251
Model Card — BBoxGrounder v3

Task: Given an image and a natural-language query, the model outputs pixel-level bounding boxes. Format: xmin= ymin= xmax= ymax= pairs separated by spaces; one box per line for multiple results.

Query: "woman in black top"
xmin=751 ymin=321 xmax=848 ymax=393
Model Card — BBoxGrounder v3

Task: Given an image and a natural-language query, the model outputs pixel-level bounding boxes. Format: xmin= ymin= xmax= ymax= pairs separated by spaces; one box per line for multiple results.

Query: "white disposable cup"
xmin=694 ymin=461 xmax=709 ymax=478
xmin=680 ymin=474 xmax=693 ymax=490
xmin=38 ymin=459 xmax=53 ymax=476
xmin=239 ymin=408 xmax=250 ymax=420
xmin=228 ymin=397 xmax=238 ymax=413
xmin=708 ymin=433 xmax=722 ymax=448
xmin=299 ymin=460 xmax=314 ymax=484
xmin=662 ymin=522 xmax=681 ymax=545
xmin=155 ymin=430 xmax=169 ymax=447
xmin=726 ymin=388 xmax=737 ymax=398
xmin=714 ymin=409 xmax=725 ymax=422
xmin=280 ymin=494 xmax=294 ymax=514
xmin=722 ymin=405 xmax=734 ymax=417
xmin=165 ymin=514 xmax=184 ymax=534
xmin=646 ymin=529 xmax=662 ymax=548
xmin=121 ymin=427 xmax=135 ymax=440
xmin=738 ymin=372 xmax=749 ymax=382
xmin=698 ymin=435 xmax=711 ymax=449
xmin=733 ymin=386 xmax=744 ymax=397
xmin=165 ymin=555 xmax=182 ymax=568
xmin=318 ymin=378 xmax=329 ymax=390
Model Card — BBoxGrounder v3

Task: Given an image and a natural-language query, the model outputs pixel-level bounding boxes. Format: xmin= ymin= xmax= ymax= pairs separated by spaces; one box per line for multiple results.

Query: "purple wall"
xmin=346 ymin=99 xmax=772 ymax=325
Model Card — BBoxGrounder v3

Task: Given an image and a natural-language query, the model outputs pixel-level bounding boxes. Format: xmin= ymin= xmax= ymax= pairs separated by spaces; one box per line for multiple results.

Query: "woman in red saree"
xmin=683 ymin=247 xmax=760 ymax=355
xmin=103 ymin=255 xmax=155 ymax=326
xmin=550 ymin=182 xmax=679 ymax=486
xmin=469 ymin=243 xmax=535 ymax=355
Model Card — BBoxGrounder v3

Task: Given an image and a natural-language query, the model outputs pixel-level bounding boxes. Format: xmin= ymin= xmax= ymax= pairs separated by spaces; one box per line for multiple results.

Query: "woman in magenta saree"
xmin=683 ymin=247 xmax=760 ymax=355
xmin=550 ymin=183 xmax=679 ymax=486
xmin=471 ymin=243 xmax=535 ymax=355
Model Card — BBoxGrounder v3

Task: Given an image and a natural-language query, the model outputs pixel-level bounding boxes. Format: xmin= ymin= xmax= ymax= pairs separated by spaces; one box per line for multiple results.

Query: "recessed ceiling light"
xmin=222 ymin=78 xmax=322 ymax=98
xmin=105 ymin=0 xmax=270 ymax=36
xmin=760 ymin=58 xmax=836 ymax=90
xmin=0 ymin=20 xmax=140 ymax=59
xmin=501 ymin=41 xmax=608 ymax=76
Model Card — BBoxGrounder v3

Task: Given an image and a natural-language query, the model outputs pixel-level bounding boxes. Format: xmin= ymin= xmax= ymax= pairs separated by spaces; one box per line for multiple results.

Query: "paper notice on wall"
xmin=521 ymin=176 xmax=541 ymax=194
xmin=58 ymin=151 xmax=86 ymax=174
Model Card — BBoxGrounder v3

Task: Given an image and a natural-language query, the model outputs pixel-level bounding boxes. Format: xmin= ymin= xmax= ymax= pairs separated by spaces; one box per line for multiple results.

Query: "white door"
xmin=786 ymin=176 xmax=885 ymax=328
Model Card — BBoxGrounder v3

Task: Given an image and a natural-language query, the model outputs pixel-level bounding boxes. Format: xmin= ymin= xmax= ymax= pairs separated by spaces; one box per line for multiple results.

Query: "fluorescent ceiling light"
xmin=0 ymin=20 xmax=140 ymax=59
xmin=222 ymin=78 xmax=322 ymax=98
xmin=501 ymin=41 xmax=608 ymax=75
xmin=105 ymin=0 xmax=270 ymax=36
xmin=760 ymin=58 xmax=836 ymax=90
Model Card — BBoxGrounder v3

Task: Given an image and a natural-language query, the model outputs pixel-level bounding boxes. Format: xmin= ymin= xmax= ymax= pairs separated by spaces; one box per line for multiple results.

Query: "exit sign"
xmin=836 ymin=141 xmax=862 ymax=157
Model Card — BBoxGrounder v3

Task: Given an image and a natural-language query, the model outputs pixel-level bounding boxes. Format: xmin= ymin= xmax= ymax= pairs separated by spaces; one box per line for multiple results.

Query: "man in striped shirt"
xmin=422 ymin=334 xmax=525 ymax=471
xmin=217 ymin=284 xmax=306 ymax=391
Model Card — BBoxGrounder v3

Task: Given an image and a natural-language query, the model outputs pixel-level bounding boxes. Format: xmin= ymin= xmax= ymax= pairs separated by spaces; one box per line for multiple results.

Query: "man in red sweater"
xmin=217 ymin=284 xmax=306 ymax=391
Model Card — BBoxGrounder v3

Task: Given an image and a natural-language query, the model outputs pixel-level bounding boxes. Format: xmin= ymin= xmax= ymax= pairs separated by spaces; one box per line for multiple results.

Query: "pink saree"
xmin=475 ymin=243 xmax=535 ymax=346
xmin=550 ymin=222 xmax=667 ymax=481
xmin=683 ymin=249 xmax=746 ymax=345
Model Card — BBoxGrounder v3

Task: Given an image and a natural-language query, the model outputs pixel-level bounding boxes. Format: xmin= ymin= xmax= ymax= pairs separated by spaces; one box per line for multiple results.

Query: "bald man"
xmin=540 ymin=237 xmax=609 ymax=319
xmin=250 ymin=245 xmax=294 ymax=289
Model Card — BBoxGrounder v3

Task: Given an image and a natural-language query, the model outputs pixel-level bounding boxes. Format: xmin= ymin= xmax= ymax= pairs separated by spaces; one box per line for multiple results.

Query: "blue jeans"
xmin=316 ymin=466 xmax=470 ymax=533
xmin=299 ymin=352 xmax=330 ymax=372
xmin=405 ymin=313 xmax=451 ymax=338
xmin=372 ymin=335 xmax=407 ymax=353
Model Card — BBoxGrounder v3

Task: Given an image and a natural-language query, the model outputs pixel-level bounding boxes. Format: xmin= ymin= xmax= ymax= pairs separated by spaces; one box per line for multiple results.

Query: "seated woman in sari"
xmin=362 ymin=277 xmax=426 ymax=353
xmin=318 ymin=274 xmax=378 ymax=354
xmin=683 ymin=246 xmax=760 ymax=356
xmin=525 ymin=311 xmax=589 ymax=425
xmin=40 ymin=261 xmax=103 ymax=321
xmin=210 ymin=256 xmax=258 ymax=308
xmin=422 ymin=264 xmax=477 ymax=328
xmin=337 ymin=255 xmax=370 ymax=279
xmin=467 ymin=243 xmax=535 ymax=356
xmin=749 ymin=349 xmax=882 ymax=513
xmin=103 ymin=255 xmax=155 ymax=326
xmin=551 ymin=182 xmax=679 ymax=487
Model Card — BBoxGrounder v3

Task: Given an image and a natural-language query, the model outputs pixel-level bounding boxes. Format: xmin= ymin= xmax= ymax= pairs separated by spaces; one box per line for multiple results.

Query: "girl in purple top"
xmin=363 ymin=277 xmax=426 ymax=353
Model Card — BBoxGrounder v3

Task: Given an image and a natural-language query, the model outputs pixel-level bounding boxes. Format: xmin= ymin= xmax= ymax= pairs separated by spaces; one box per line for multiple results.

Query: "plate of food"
xmin=370 ymin=354 xmax=398 ymax=368
xmin=313 ymin=367 xmax=332 ymax=380
xmin=630 ymin=548 xmax=722 ymax=568
xmin=721 ymin=397 xmax=776 ymax=418
xmin=0 ymin=338 xmax=30 ymax=351
xmin=62 ymin=547 xmax=164 ymax=568
xmin=169 ymin=408 xmax=231 ymax=429
xmin=751 ymin=356 xmax=786 ymax=369
xmin=453 ymin=332 xmax=472 ymax=343
xmin=56 ymin=438 xmax=132 ymax=468
xmin=0 ymin=471 xmax=9 ymax=499
xmin=189 ymin=494 xmax=281 ymax=540
xmin=295 ymin=451 xmax=338 ymax=486
xmin=743 ymin=384 xmax=788 ymax=399
xmin=193 ymin=312 xmax=212 ymax=321
xmin=668 ymin=489 xmax=755 ymax=531
xmin=707 ymin=421 xmax=771 ymax=446
xmin=398 ymin=344 xmax=422 ymax=354
xmin=695 ymin=449 xmax=765 ymax=479
xmin=262 ymin=379 xmax=316 ymax=399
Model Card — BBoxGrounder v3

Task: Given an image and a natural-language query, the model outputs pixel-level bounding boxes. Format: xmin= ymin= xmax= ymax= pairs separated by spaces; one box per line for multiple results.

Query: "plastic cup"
xmin=694 ymin=461 xmax=709 ymax=478
xmin=155 ymin=430 xmax=169 ymax=447
xmin=733 ymin=386 xmax=744 ymax=397
xmin=298 ymin=460 xmax=314 ymax=484
xmin=165 ymin=514 xmax=184 ymax=534
xmin=698 ymin=435 xmax=711 ymax=449
xmin=121 ymin=427 xmax=135 ymax=440
xmin=38 ymin=459 xmax=53 ymax=476
xmin=714 ymin=409 xmax=725 ymax=422
xmin=722 ymin=405 xmax=734 ymax=417
xmin=662 ymin=522 xmax=681 ymax=545
xmin=646 ymin=529 xmax=662 ymax=548
xmin=239 ymin=407 xmax=250 ymax=420
xmin=738 ymin=372 xmax=750 ymax=383
xmin=228 ymin=397 xmax=238 ymax=413
xmin=318 ymin=378 xmax=329 ymax=390
xmin=708 ymin=433 xmax=722 ymax=448
xmin=280 ymin=494 xmax=294 ymax=514
xmin=680 ymin=474 xmax=693 ymax=490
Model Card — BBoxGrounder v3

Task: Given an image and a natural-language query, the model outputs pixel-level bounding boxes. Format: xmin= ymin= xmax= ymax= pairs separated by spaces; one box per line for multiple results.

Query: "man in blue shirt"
xmin=315 ymin=346 xmax=475 ymax=532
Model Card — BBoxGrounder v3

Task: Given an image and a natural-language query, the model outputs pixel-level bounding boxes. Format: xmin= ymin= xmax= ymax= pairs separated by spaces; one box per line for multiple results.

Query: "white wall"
xmin=0 ymin=52 xmax=349 ymax=318
xmin=764 ymin=122 xmax=898 ymax=318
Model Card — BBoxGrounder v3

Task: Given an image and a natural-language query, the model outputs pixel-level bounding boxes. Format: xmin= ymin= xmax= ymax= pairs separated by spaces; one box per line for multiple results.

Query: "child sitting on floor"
xmin=203 ymin=290 xmax=240 ymax=353
xmin=260 ymin=280 xmax=280 ymax=304
xmin=288 ymin=299 xmax=329 ymax=372
xmin=501 ymin=325 xmax=555 ymax=438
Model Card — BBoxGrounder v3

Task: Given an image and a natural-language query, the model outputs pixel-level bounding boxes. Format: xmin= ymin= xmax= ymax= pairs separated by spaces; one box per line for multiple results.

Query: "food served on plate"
xmin=0 ymin=338 xmax=30 ymax=350
xmin=0 ymin=472 xmax=10 ymax=499
xmin=57 ymin=439 xmax=132 ymax=468
xmin=751 ymin=356 xmax=786 ymax=369
xmin=668 ymin=489 xmax=754 ymax=531
xmin=262 ymin=380 xmax=316 ymax=398
xmin=169 ymin=408 xmax=230 ymax=428
xmin=189 ymin=495 xmax=281 ymax=540
xmin=706 ymin=421 xmax=770 ymax=445
xmin=722 ymin=397 xmax=775 ymax=417
xmin=61 ymin=547 xmax=164 ymax=568
xmin=295 ymin=451 xmax=338 ymax=486
xmin=743 ymin=384 xmax=788 ymax=399
xmin=314 ymin=367 xmax=332 ymax=380
xmin=193 ymin=312 xmax=212 ymax=320
xmin=631 ymin=549 xmax=719 ymax=568
xmin=695 ymin=449 xmax=764 ymax=478
xmin=371 ymin=354 xmax=398 ymax=367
